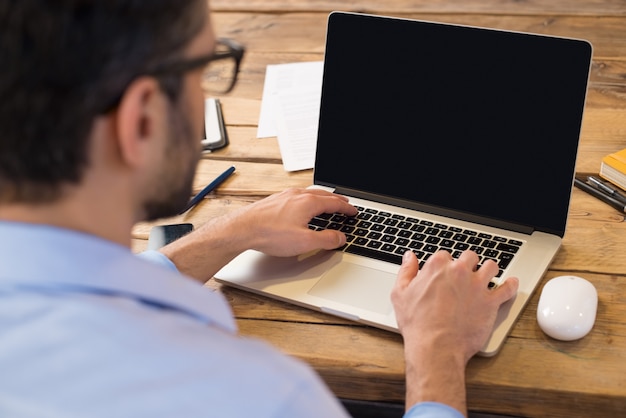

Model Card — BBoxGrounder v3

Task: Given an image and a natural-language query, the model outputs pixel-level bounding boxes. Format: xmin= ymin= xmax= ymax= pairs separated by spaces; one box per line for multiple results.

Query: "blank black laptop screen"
xmin=314 ymin=12 xmax=592 ymax=236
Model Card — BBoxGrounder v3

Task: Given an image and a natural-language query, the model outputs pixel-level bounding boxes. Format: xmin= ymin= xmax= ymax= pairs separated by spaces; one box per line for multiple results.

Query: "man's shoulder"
xmin=0 ymin=289 xmax=337 ymax=417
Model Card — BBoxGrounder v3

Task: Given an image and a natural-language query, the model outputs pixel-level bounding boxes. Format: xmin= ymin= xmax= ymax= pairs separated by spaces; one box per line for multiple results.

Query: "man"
xmin=0 ymin=1 xmax=518 ymax=417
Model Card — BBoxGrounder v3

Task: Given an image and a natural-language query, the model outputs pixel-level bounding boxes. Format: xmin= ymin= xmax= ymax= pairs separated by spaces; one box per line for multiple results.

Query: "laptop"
xmin=215 ymin=12 xmax=593 ymax=356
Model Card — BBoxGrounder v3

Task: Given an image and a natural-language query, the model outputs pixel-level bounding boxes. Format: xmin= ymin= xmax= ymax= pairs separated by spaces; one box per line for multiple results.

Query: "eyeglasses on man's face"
xmin=200 ymin=38 xmax=245 ymax=94
xmin=150 ymin=37 xmax=245 ymax=94
xmin=100 ymin=37 xmax=245 ymax=113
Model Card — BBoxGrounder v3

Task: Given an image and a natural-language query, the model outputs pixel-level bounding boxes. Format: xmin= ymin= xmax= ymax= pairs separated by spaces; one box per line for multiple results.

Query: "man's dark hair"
xmin=0 ymin=0 xmax=205 ymax=203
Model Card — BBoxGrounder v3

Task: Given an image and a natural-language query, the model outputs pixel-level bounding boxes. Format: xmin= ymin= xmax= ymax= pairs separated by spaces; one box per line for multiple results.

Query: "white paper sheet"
xmin=273 ymin=86 xmax=321 ymax=172
xmin=257 ymin=61 xmax=323 ymax=139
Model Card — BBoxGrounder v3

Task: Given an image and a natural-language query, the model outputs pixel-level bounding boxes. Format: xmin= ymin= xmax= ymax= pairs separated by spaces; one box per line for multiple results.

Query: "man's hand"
xmin=391 ymin=250 xmax=519 ymax=415
xmin=235 ymin=188 xmax=358 ymax=256
xmin=160 ymin=188 xmax=357 ymax=282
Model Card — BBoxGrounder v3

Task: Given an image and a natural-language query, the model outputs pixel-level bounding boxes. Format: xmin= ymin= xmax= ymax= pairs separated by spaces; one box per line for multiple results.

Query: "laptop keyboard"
xmin=308 ymin=206 xmax=523 ymax=278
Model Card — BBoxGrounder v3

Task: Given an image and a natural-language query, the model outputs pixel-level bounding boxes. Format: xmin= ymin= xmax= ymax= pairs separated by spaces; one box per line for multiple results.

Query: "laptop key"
xmin=498 ymin=252 xmax=514 ymax=269
xmin=344 ymin=217 xmax=359 ymax=226
xmin=452 ymin=233 xmax=468 ymax=242
xmin=340 ymin=225 xmax=355 ymax=234
xmin=367 ymin=240 xmax=383 ymax=249
xmin=424 ymin=244 xmax=438 ymax=253
xmin=371 ymin=224 xmax=385 ymax=232
xmin=484 ymin=249 xmax=499 ymax=258
xmin=441 ymin=239 xmax=454 ymax=248
xmin=467 ymin=236 xmax=482 ymax=245
xmin=367 ymin=231 xmax=382 ymax=240
xmin=395 ymin=247 xmax=409 ymax=255
xmin=309 ymin=218 xmax=329 ymax=228
xmin=381 ymin=234 xmax=395 ymax=243
xmin=426 ymin=236 xmax=440 ymax=244
xmin=397 ymin=221 xmax=413 ymax=229
xmin=344 ymin=245 xmax=403 ymax=265
xmin=395 ymin=238 xmax=410 ymax=246
xmin=354 ymin=237 xmax=368 ymax=246
xmin=483 ymin=240 xmax=497 ymax=248
xmin=408 ymin=240 xmax=424 ymax=250
xmin=497 ymin=242 xmax=520 ymax=253
xmin=383 ymin=218 xmax=398 ymax=226
xmin=331 ymin=214 xmax=347 ymax=223
xmin=357 ymin=212 xmax=372 ymax=220
xmin=470 ymin=246 xmax=484 ymax=255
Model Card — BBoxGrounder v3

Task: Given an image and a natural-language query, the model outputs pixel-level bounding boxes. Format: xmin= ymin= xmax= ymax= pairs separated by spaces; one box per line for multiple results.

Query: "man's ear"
xmin=114 ymin=76 xmax=165 ymax=168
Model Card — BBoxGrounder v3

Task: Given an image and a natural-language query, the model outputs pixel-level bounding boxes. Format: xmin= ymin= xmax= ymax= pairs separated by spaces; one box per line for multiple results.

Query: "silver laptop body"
xmin=216 ymin=12 xmax=592 ymax=356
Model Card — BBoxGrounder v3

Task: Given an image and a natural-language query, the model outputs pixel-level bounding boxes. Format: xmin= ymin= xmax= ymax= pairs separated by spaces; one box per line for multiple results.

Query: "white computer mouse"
xmin=536 ymin=275 xmax=598 ymax=341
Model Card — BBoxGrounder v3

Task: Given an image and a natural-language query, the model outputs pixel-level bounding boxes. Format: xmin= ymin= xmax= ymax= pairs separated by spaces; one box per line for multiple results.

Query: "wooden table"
xmin=132 ymin=1 xmax=626 ymax=416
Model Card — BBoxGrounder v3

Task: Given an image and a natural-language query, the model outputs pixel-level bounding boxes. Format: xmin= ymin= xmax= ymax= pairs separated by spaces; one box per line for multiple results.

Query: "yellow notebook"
xmin=600 ymin=147 xmax=626 ymax=191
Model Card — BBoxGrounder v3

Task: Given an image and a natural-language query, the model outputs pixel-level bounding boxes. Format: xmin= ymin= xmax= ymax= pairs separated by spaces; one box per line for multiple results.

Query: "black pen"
xmin=179 ymin=166 xmax=236 ymax=214
xmin=586 ymin=175 xmax=626 ymax=204
xmin=574 ymin=178 xmax=626 ymax=213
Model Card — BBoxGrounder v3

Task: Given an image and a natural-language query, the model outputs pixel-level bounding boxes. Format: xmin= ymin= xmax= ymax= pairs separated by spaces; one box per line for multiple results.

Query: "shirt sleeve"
xmin=136 ymin=250 xmax=179 ymax=272
xmin=404 ymin=402 xmax=465 ymax=418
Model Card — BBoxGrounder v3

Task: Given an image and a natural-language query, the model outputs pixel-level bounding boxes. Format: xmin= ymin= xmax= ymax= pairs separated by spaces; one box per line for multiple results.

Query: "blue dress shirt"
xmin=0 ymin=221 xmax=461 ymax=418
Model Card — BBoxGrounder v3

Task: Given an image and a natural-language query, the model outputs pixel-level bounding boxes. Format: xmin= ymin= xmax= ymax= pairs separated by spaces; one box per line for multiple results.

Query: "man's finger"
xmin=394 ymin=251 xmax=419 ymax=290
xmin=492 ymin=276 xmax=519 ymax=304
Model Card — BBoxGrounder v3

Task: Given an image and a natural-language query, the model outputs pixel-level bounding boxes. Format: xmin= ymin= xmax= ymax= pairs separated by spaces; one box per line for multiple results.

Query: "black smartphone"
xmin=147 ymin=223 xmax=194 ymax=250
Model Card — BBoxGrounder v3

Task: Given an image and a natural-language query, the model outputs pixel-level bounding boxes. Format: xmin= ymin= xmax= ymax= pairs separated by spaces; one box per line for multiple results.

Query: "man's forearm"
xmin=159 ymin=213 xmax=246 ymax=283
xmin=403 ymin=334 xmax=468 ymax=417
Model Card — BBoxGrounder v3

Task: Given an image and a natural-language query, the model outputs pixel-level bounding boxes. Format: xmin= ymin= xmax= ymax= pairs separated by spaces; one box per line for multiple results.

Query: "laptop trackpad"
xmin=308 ymin=262 xmax=395 ymax=315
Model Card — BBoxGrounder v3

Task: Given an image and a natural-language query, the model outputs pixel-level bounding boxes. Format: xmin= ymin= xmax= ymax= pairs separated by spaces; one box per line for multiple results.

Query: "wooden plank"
xmin=189 ymin=159 xmax=311 ymax=196
xmin=210 ymin=0 xmax=626 ymax=17
xmin=554 ymin=201 xmax=626 ymax=275
xmin=206 ymin=126 xmax=283 ymax=162
xmin=211 ymin=13 xmax=626 ymax=59
xmin=592 ymin=59 xmax=626 ymax=86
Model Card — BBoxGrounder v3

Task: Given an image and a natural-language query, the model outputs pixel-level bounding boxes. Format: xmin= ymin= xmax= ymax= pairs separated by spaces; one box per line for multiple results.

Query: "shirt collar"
xmin=0 ymin=221 xmax=237 ymax=333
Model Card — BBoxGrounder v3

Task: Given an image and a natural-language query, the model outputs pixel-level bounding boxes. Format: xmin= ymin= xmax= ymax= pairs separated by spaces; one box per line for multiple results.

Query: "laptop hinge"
xmin=331 ymin=186 xmax=536 ymax=236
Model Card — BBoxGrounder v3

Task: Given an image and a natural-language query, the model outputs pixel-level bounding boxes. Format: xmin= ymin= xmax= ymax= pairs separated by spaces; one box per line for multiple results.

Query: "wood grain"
xmin=210 ymin=0 xmax=626 ymax=16
xmin=130 ymin=2 xmax=626 ymax=416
